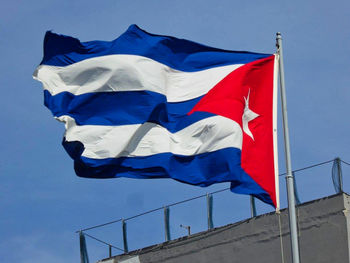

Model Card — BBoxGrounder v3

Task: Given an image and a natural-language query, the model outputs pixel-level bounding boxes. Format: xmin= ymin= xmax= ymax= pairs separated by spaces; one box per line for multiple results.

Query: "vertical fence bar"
xmin=79 ymin=231 xmax=90 ymax=263
xmin=108 ymin=245 xmax=112 ymax=258
xmin=164 ymin=206 xmax=171 ymax=241
xmin=250 ymin=196 xmax=257 ymax=217
xmin=337 ymin=158 xmax=343 ymax=192
xmin=292 ymin=172 xmax=301 ymax=205
xmin=122 ymin=219 xmax=128 ymax=253
xmin=207 ymin=193 xmax=214 ymax=230
xmin=332 ymin=157 xmax=343 ymax=193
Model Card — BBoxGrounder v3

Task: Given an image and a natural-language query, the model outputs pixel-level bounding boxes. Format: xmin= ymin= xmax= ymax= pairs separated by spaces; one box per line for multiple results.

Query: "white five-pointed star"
xmin=242 ymin=90 xmax=259 ymax=140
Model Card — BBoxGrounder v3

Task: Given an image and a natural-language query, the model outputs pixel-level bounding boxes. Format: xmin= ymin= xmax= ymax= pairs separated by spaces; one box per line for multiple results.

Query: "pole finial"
xmin=276 ymin=33 xmax=282 ymax=49
xmin=276 ymin=32 xmax=282 ymax=40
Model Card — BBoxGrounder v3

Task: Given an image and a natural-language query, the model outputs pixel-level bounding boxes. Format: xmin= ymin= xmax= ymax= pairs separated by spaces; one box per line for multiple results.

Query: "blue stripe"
xmin=44 ymin=90 xmax=215 ymax=132
xmin=41 ymin=25 xmax=272 ymax=72
xmin=62 ymin=139 xmax=273 ymax=206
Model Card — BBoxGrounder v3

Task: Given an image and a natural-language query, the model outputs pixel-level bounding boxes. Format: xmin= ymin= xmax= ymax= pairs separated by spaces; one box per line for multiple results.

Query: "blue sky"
xmin=1 ymin=0 xmax=350 ymax=262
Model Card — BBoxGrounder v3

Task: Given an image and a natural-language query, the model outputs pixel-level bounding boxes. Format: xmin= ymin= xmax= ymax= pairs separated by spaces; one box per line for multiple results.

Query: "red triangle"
xmin=188 ymin=55 xmax=277 ymax=207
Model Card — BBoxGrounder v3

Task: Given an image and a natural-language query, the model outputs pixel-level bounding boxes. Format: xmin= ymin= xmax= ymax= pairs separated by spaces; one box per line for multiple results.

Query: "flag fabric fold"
xmin=33 ymin=25 xmax=279 ymax=208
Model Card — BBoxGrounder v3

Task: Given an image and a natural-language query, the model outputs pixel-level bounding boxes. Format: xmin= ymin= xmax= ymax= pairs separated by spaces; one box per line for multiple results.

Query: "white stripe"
xmin=273 ymin=54 xmax=280 ymax=211
xmin=33 ymin=55 xmax=243 ymax=102
xmin=58 ymin=115 xmax=243 ymax=159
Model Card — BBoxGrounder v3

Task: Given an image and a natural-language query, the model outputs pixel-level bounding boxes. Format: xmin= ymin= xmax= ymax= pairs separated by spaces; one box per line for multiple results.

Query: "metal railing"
xmin=78 ymin=157 xmax=350 ymax=260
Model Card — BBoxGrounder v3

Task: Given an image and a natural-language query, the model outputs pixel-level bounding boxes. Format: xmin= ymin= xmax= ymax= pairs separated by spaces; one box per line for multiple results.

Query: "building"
xmin=98 ymin=193 xmax=350 ymax=263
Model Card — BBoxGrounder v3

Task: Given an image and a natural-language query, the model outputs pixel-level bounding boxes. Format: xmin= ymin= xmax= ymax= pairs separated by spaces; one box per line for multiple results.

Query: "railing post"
xmin=206 ymin=193 xmax=214 ymax=229
xmin=164 ymin=206 xmax=171 ymax=241
xmin=250 ymin=196 xmax=257 ymax=217
xmin=79 ymin=231 xmax=90 ymax=263
xmin=108 ymin=245 xmax=112 ymax=258
xmin=292 ymin=172 xmax=301 ymax=205
xmin=122 ymin=219 xmax=128 ymax=253
xmin=332 ymin=157 xmax=343 ymax=193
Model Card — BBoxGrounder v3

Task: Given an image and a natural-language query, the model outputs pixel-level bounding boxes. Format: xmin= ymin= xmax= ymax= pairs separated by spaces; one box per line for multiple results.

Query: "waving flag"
xmin=33 ymin=25 xmax=279 ymax=208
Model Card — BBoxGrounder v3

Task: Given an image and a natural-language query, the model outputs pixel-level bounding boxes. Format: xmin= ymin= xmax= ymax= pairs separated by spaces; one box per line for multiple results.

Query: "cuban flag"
xmin=33 ymin=25 xmax=279 ymax=208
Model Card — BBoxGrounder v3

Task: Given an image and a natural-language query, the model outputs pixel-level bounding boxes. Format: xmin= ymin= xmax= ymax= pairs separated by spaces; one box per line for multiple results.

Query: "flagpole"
xmin=276 ymin=32 xmax=300 ymax=263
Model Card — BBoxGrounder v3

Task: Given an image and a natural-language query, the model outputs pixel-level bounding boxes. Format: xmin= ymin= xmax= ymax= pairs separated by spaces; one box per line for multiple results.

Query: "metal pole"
xmin=206 ymin=193 xmax=214 ymax=229
xmin=276 ymin=32 xmax=300 ymax=263
xmin=250 ymin=196 xmax=257 ymax=217
xmin=164 ymin=206 xmax=171 ymax=241
xmin=79 ymin=231 xmax=90 ymax=263
xmin=292 ymin=172 xmax=301 ymax=205
xmin=336 ymin=157 xmax=343 ymax=192
xmin=108 ymin=245 xmax=112 ymax=258
xmin=122 ymin=219 xmax=128 ymax=253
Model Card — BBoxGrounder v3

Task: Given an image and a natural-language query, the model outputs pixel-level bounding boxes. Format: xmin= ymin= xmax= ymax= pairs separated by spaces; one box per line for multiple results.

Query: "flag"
xmin=33 ymin=25 xmax=279 ymax=208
